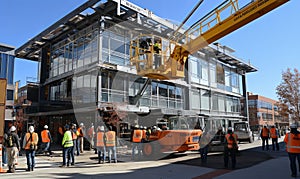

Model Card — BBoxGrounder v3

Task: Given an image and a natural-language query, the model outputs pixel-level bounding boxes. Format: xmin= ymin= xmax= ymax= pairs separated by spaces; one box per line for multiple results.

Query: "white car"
xmin=233 ymin=122 xmax=254 ymax=143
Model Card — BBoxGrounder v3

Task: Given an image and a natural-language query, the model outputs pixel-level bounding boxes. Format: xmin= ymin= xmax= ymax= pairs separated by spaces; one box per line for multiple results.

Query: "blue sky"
xmin=0 ymin=0 xmax=298 ymax=100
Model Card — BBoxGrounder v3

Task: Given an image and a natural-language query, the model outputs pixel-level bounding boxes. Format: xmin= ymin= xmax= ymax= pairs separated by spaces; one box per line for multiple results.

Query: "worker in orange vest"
xmin=224 ymin=127 xmax=238 ymax=169
xmin=41 ymin=125 xmax=53 ymax=155
xmin=260 ymin=125 xmax=270 ymax=151
xmin=284 ymin=123 xmax=300 ymax=177
xmin=106 ymin=126 xmax=117 ymax=163
xmin=96 ymin=126 xmax=106 ymax=164
xmin=22 ymin=126 xmax=39 ymax=172
xmin=270 ymin=125 xmax=280 ymax=151
xmin=131 ymin=125 xmax=142 ymax=160
xmin=77 ymin=123 xmax=85 ymax=153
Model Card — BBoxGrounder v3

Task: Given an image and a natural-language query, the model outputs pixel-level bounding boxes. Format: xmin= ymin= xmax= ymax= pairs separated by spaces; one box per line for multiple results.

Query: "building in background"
xmin=14 ymin=82 xmax=39 ymax=138
xmin=0 ymin=43 xmax=15 ymax=125
xmin=247 ymin=92 xmax=289 ymax=131
xmin=15 ymin=0 xmax=257 ymax=144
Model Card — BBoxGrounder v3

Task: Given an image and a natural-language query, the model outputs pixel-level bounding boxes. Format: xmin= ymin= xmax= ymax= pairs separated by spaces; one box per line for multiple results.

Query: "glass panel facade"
xmin=49 ymin=25 xmax=99 ymax=78
xmin=0 ymin=53 xmax=14 ymax=85
xmin=101 ymin=29 xmax=130 ymax=66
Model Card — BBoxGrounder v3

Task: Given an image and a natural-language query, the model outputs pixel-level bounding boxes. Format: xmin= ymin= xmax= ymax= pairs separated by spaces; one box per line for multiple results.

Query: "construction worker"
xmin=270 ymin=125 xmax=280 ymax=151
xmin=3 ymin=126 xmax=20 ymax=173
xmin=106 ymin=126 xmax=117 ymax=163
xmin=131 ymin=125 xmax=142 ymax=160
xmin=78 ymin=123 xmax=85 ymax=153
xmin=87 ymin=123 xmax=95 ymax=151
xmin=261 ymin=125 xmax=270 ymax=150
xmin=284 ymin=123 xmax=300 ymax=177
xmin=199 ymin=131 xmax=211 ymax=165
xmin=41 ymin=125 xmax=53 ymax=155
xmin=153 ymin=39 xmax=161 ymax=68
xmin=96 ymin=126 xmax=106 ymax=164
xmin=60 ymin=125 xmax=74 ymax=167
xmin=71 ymin=124 xmax=80 ymax=156
xmin=23 ymin=126 xmax=38 ymax=172
xmin=224 ymin=127 xmax=238 ymax=169
xmin=69 ymin=124 xmax=77 ymax=165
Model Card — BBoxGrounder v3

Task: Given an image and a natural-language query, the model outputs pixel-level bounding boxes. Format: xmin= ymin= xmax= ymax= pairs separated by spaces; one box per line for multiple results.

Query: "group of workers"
xmin=199 ymin=126 xmax=238 ymax=169
xmin=260 ymin=125 xmax=280 ymax=151
xmin=3 ymin=121 xmax=300 ymax=177
xmin=3 ymin=125 xmax=40 ymax=172
xmin=199 ymin=123 xmax=300 ymax=177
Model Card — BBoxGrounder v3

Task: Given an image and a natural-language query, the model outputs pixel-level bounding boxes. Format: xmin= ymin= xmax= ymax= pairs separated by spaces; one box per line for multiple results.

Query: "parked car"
xmin=233 ymin=122 xmax=254 ymax=143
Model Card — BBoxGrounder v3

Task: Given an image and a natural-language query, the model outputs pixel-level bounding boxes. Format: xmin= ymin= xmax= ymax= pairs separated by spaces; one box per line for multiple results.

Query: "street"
xmin=1 ymin=136 xmax=292 ymax=179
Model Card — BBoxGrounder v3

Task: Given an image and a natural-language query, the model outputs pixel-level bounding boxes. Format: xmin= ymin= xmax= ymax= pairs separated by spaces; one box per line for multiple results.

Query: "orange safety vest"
xmin=96 ymin=132 xmax=105 ymax=147
xmin=105 ymin=131 xmax=116 ymax=147
xmin=261 ymin=128 xmax=269 ymax=138
xmin=72 ymin=130 xmax=78 ymax=140
xmin=41 ymin=130 xmax=50 ymax=143
xmin=225 ymin=133 xmax=238 ymax=149
xmin=77 ymin=128 xmax=84 ymax=137
xmin=132 ymin=129 xmax=142 ymax=143
xmin=24 ymin=132 xmax=39 ymax=150
xmin=270 ymin=128 xmax=278 ymax=139
xmin=284 ymin=133 xmax=300 ymax=153
xmin=88 ymin=127 xmax=94 ymax=137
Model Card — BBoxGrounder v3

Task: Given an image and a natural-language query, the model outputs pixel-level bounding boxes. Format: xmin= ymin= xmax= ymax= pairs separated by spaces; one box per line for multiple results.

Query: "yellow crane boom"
xmin=130 ymin=0 xmax=289 ymax=80
xmin=180 ymin=0 xmax=289 ymax=55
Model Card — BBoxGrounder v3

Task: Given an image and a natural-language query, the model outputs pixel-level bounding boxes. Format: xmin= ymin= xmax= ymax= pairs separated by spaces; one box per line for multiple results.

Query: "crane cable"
xmin=170 ymin=0 xmax=204 ymax=42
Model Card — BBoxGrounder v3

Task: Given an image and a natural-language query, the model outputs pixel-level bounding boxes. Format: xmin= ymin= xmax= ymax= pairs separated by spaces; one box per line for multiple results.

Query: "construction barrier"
xmin=0 ymin=144 xmax=7 ymax=173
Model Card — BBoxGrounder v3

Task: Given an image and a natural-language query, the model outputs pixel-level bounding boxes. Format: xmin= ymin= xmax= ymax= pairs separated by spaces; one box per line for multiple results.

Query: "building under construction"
xmin=15 ymin=0 xmax=262 ymax=144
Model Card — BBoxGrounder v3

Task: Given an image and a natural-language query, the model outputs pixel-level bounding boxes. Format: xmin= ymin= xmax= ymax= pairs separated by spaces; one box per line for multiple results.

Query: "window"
xmin=216 ymin=64 xmax=225 ymax=84
xmin=6 ymin=90 xmax=13 ymax=100
xmin=191 ymin=89 xmax=200 ymax=109
xmin=200 ymin=89 xmax=210 ymax=110
xmin=209 ymin=62 xmax=216 ymax=87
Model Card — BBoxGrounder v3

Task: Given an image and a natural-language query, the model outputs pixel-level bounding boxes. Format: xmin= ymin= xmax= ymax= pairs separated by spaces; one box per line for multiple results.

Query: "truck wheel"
xmin=142 ymin=141 xmax=162 ymax=160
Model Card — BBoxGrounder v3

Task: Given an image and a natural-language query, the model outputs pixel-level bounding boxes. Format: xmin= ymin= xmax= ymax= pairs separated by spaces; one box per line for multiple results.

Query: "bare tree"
xmin=276 ymin=68 xmax=300 ymax=123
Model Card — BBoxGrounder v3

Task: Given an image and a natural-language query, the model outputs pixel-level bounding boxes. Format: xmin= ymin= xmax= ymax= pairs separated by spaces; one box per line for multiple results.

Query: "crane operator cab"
xmin=130 ymin=34 xmax=188 ymax=80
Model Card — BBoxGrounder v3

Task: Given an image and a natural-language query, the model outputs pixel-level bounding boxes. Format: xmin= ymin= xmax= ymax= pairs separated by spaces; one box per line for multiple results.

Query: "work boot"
xmin=26 ymin=167 xmax=31 ymax=172
xmin=7 ymin=166 xmax=12 ymax=173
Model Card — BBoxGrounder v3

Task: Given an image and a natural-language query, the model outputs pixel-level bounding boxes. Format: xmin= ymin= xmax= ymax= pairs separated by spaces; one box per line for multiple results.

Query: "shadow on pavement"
xmin=174 ymin=141 xmax=287 ymax=170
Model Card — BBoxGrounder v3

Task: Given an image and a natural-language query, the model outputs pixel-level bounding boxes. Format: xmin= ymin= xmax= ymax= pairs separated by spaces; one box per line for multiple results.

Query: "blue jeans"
xmin=73 ymin=139 xmax=80 ymax=156
xmin=2 ymin=145 xmax=7 ymax=164
xmin=62 ymin=147 xmax=72 ymax=166
xmin=25 ymin=150 xmax=36 ymax=169
xmin=288 ymin=153 xmax=300 ymax=176
xmin=107 ymin=146 xmax=117 ymax=162
xmin=43 ymin=142 xmax=51 ymax=152
xmin=97 ymin=146 xmax=106 ymax=162
xmin=132 ymin=143 xmax=142 ymax=160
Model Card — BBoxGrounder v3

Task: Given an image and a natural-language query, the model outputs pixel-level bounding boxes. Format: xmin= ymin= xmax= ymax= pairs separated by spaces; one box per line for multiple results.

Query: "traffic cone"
xmin=0 ymin=144 xmax=7 ymax=173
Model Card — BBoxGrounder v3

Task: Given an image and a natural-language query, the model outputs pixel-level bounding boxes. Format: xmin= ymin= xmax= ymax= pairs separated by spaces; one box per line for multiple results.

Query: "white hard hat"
xmin=29 ymin=126 xmax=34 ymax=133
xmin=134 ymin=125 xmax=139 ymax=128
xmin=290 ymin=123 xmax=297 ymax=128
xmin=10 ymin=126 xmax=16 ymax=132
xmin=80 ymin=123 xmax=84 ymax=126
xmin=228 ymin=127 xmax=233 ymax=131
xmin=44 ymin=125 xmax=48 ymax=129
xmin=100 ymin=126 xmax=104 ymax=131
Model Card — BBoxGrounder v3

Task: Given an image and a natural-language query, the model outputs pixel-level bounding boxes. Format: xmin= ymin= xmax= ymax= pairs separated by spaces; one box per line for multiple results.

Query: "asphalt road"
xmin=0 ymin=136 xmax=287 ymax=179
